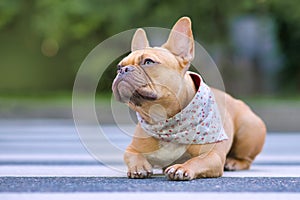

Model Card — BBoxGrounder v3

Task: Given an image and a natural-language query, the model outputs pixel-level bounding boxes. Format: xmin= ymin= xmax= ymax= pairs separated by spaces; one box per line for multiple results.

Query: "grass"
xmin=1 ymin=92 xmax=300 ymax=109
xmin=1 ymin=92 xmax=299 ymax=120
xmin=0 ymin=92 xmax=114 ymax=113
xmin=240 ymin=94 xmax=300 ymax=106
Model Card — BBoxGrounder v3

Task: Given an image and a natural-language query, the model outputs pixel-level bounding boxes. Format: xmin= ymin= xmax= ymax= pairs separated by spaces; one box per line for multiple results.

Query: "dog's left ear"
xmin=162 ymin=17 xmax=194 ymax=68
xmin=131 ymin=28 xmax=149 ymax=52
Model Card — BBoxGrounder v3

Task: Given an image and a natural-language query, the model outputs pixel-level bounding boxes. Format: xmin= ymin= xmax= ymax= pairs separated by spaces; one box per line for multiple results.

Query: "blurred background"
xmin=0 ymin=0 xmax=299 ymax=131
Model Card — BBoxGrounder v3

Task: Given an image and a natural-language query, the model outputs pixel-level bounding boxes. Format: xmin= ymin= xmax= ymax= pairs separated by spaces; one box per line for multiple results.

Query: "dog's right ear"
xmin=131 ymin=28 xmax=149 ymax=51
xmin=162 ymin=17 xmax=194 ymax=68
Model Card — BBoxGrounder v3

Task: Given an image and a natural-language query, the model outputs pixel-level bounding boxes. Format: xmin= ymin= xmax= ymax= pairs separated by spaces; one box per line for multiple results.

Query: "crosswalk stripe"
xmin=1 ymin=120 xmax=300 ymax=199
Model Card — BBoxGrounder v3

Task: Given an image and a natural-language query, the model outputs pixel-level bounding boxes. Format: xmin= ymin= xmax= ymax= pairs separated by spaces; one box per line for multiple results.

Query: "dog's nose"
xmin=118 ymin=65 xmax=135 ymax=75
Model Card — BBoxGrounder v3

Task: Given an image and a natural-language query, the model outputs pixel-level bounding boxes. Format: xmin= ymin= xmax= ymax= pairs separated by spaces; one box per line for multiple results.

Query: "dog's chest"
xmin=144 ymin=142 xmax=190 ymax=168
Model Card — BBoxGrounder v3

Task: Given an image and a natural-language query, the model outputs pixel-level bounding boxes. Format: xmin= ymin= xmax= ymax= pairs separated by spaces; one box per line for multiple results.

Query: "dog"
xmin=112 ymin=17 xmax=266 ymax=180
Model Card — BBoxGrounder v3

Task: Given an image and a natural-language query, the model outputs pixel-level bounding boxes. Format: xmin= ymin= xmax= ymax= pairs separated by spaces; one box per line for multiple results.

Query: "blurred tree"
xmin=267 ymin=0 xmax=300 ymax=93
xmin=0 ymin=0 xmax=299 ymax=95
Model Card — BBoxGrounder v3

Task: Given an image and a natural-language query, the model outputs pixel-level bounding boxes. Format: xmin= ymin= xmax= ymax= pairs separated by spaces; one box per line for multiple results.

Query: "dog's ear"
xmin=131 ymin=28 xmax=149 ymax=51
xmin=162 ymin=17 xmax=194 ymax=67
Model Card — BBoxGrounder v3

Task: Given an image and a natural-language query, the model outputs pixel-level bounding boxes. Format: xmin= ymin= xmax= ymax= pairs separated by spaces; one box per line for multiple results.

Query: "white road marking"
xmin=1 ymin=165 xmax=300 ymax=177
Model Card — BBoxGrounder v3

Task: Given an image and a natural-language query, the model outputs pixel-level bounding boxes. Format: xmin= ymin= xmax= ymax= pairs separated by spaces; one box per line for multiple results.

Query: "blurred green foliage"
xmin=0 ymin=0 xmax=299 ymax=95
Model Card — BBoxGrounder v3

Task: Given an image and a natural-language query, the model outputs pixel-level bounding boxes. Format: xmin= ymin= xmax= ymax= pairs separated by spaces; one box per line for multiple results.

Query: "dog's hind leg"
xmin=225 ymin=105 xmax=266 ymax=171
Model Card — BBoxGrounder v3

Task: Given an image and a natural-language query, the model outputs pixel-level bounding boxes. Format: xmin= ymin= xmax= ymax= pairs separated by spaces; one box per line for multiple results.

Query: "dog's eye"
xmin=143 ymin=58 xmax=155 ymax=65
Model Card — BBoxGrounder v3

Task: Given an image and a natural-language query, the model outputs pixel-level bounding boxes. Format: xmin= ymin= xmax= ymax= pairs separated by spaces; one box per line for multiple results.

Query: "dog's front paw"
xmin=165 ymin=164 xmax=195 ymax=181
xmin=127 ymin=167 xmax=153 ymax=179
xmin=126 ymin=156 xmax=153 ymax=179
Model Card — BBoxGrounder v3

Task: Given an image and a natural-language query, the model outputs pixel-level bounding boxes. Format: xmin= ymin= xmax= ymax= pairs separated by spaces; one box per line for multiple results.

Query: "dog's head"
xmin=112 ymin=17 xmax=195 ymax=123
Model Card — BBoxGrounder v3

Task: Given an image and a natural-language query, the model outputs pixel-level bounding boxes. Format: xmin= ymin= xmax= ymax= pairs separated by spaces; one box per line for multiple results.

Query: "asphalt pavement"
xmin=0 ymin=119 xmax=300 ymax=199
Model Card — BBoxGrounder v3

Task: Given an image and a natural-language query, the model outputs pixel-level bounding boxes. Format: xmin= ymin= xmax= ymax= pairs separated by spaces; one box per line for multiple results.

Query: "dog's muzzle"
xmin=112 ymin=65 xmax=157 ymax=105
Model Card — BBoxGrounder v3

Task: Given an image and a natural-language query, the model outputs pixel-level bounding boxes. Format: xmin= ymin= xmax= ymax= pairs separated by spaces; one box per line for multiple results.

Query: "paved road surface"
xmin=0 ymin=119 xmax=300 ymax=199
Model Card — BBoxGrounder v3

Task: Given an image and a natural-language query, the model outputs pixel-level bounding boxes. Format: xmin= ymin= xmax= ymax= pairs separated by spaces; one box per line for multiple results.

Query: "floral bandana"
xmin=137 ymin=71 xmax=228 ymax=145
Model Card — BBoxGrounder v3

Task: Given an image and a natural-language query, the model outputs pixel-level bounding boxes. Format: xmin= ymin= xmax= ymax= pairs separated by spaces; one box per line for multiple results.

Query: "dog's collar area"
xmin=137 ymin=72 xmax=228 ymax=145
xmin=188 ymin=71 xmax=201 ymax=91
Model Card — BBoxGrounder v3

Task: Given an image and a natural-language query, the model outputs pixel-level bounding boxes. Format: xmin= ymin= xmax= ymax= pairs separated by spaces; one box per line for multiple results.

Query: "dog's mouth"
xmin=129 ymin=86 xmax=158 ymax=106
xmin=112 ymin=78 xmax=158 ymax=106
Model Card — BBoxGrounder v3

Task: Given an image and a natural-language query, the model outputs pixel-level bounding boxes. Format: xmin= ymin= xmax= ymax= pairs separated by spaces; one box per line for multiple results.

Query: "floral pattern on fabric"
xmin=137 ymin=71 xmax=228 ymax=144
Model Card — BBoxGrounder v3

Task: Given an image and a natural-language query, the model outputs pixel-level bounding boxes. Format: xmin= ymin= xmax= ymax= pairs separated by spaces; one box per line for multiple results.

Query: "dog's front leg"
xmin=124 ymin=148 xmax=153 ymax=178
xmin=165 ymin=144 xmax=227 ymax=180
xmin=124 ymin=124 xmax=158 ymax=179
